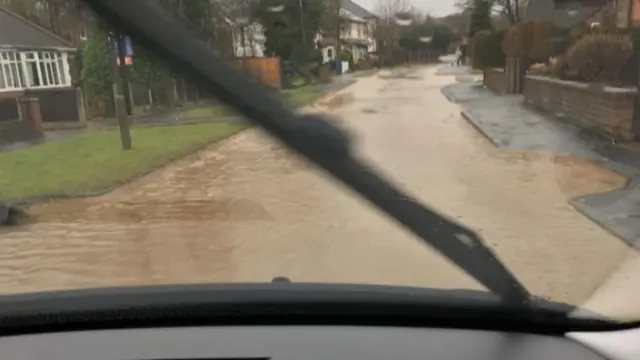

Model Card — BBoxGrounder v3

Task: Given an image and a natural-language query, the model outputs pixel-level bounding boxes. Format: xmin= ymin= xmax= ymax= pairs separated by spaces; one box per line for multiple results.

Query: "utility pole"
xmin=299 ymin=0 xmax=306 ymax=46
xmin=335 ymin=0 xmax=341 ymax=59
xmin=116 ymin=32 xmax=133 ymax=116
xmin=111 ymin=31 xmax=132 ymax=150
xmin=632 ymin=27 xmax=640 ymax=140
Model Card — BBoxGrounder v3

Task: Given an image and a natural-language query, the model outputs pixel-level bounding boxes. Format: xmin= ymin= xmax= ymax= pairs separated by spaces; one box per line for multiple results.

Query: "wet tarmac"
xmin=0 ymin=66 xmax=636 ymax=319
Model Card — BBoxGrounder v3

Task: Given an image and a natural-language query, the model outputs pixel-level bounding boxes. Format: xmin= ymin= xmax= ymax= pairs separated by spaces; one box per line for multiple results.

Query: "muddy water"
xmin=0 ymin=67 xmax=634 ymax=319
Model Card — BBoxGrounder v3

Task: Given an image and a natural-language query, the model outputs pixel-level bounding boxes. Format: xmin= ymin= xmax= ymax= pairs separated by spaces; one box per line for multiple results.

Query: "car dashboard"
xmin=0 ymin=325 xmax=636 ymax=360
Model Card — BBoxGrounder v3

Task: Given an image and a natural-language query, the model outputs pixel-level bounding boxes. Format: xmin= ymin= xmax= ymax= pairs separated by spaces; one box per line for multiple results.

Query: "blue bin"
xmin=329 ymin=60 xmax=343 ymax=74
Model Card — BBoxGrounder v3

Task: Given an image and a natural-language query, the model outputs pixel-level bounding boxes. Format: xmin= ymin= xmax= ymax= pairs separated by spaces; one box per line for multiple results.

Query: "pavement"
xmin=441 ymin=79 xmax=640 ymax=248
xmin=0 ymin=65 xmax=638 ymax=321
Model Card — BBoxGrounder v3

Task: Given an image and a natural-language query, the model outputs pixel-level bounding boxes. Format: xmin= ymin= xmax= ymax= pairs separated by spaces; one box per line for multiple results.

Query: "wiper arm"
xmin=83 ymin=0 xmax=531 ymax=306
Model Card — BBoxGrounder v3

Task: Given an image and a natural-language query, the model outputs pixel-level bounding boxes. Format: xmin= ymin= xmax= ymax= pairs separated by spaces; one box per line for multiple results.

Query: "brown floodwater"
xmin=0 ymin=67 xmax=634 ymax=321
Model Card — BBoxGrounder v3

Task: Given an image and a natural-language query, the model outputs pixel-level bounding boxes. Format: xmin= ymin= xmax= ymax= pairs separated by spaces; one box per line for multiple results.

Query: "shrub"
xmin=547 ymin=56 xmax=573 ymax=80
xmin=316 ymin=63 xmax=333 ymax=83
xmin=564 ymin=33 xmax=633 ymax=85
xmin=459 ymin=44 xmax=469 ymax=58
xmin=81 ymin=32 xmax=115 ymax=118
xmin=339 ymin=49 xmax=354 ymax=71
xmin=528 ymin=62 xmax=551 ymax=76
xmin=356 ymin=58 xmax=373 ymax=70
xmin=471 ymin=30 xmax=505 ymax=69
xmin=502 ymin=21 xmax=556 ymax=59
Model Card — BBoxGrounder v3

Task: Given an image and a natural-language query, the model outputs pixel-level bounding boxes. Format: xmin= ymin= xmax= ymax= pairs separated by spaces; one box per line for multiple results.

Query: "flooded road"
xmin=0 ymin=66 xmax=635 ymax=316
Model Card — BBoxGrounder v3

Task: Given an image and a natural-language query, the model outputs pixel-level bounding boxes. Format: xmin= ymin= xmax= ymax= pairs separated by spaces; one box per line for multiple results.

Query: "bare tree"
xmin=374 ymin=0 xmax=411 ymax=47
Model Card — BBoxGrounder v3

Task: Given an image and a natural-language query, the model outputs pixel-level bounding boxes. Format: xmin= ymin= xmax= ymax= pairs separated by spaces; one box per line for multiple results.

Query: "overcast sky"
xmin=356 ymin=0 xmax=457 ymax=17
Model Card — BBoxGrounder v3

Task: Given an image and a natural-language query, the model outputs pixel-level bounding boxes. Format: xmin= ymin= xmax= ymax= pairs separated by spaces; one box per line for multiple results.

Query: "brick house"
xmin=0 ymin=6 xmax=79 ymax=129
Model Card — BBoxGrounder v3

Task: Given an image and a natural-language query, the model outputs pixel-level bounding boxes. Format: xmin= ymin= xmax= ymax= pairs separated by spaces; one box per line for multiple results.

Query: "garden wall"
xmin=524 ymin=75 xmax=638 ymax=142
xmin=483 ymin=68 xmax=508 ymax=94
xmin=0 ymin=97 xmax=44 ymax=147
xmin=32 ymin=87 xmax=80 ymax=123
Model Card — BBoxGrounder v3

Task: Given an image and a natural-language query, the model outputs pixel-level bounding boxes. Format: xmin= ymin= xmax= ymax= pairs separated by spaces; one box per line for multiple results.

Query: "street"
xmin=0 ymin=65 xmax=636 ymax=315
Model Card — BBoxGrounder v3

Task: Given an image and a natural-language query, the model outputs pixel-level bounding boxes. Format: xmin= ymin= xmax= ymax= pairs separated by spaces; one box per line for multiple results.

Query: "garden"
xmin=470 ymin=13 xmax=639 ymax=142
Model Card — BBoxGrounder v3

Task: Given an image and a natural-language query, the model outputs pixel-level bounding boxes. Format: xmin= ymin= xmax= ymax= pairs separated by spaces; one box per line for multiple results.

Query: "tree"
xmin=81 ymin=31 xmax=115 ymax=118
xmin=255 ymin=0 xmax=329 ymax=64
xmin=373 ymin=0 xmax=411 ymax=65
xmin=0 ymin=0 xmax=89 ymax=40
xmin=439 ymin=11 xmax=471 ymax=39
xmin=431 ymin=24 xmax=455 ymax=52
xmin=470 ymin=29 xmax=505 ymax=68
xmin=456 ymin=0 xmax=520 ymax=26
xmin=468 ymin=0 xmax=492 ymax=39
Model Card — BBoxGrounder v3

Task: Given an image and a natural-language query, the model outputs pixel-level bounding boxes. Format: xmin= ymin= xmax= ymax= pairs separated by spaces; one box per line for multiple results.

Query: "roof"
xmin=341 ymin=0 xmax=377 ymax=19
xmin=340 ymin=8 xmax=367 ymax=23
xmin=0 ymin=6 xmax=74 ymax=50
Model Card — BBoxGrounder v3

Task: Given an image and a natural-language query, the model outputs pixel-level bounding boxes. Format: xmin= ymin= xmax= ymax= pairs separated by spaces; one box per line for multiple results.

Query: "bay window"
xmin=0 ymin=50 xmax=71 ymax=91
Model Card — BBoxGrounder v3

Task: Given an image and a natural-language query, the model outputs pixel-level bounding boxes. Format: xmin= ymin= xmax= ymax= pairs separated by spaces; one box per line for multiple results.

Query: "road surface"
xmin=0 ymin=65 xmax=636 ymax=318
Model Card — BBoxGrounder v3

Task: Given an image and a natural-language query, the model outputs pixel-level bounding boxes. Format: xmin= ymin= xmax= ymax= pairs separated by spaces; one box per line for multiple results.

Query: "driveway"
xmin=0 ymin=66 xmax=635 ymax=319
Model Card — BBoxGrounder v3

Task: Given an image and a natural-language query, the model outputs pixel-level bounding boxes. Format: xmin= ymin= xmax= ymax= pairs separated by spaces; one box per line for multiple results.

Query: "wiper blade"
xmin=83 ymin=0 xmax=531 ymax=306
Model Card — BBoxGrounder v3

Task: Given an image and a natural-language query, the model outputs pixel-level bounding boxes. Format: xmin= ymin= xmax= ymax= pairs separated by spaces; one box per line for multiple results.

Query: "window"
xmin=0 ymin=51 xmax=24 ymax=90
xmin=0 ymin=50 xmax=70 ymax=91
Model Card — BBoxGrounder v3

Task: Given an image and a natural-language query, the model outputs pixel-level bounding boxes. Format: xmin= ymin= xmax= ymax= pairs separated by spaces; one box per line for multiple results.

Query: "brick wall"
xmin=0 ymin=97 xmax=44 ymax=147
xmin=0 ymin=120 xmax=40 ymax=146
xmin=483 ymin=68 xmax=508 ymax=94
xmin=524 ymin=75 xmax=638 ymax=142
xmin=32 ymin=87 xmax=80 ymax=123
xmin=0 ymin=98 xmax=19 ymax=123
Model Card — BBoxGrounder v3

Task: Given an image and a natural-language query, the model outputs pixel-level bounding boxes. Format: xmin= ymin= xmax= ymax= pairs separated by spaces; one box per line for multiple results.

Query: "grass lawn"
xmin=282 ymin=84 xmax=322 ymax=107
xmin=0 ymin=122 xmax=245 ymax=202
xmin=177 ymin=104 xmax=234 ymax=119
xmin=177 ymin=83 xmax=322 ymax=119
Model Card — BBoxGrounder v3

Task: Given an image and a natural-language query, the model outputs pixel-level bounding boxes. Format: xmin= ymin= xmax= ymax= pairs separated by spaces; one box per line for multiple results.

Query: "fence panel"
xmin=233 ymin=57 xmax=281 ymax=87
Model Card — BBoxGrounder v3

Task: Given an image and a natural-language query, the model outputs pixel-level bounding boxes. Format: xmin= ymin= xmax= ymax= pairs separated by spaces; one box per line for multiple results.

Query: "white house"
xmin=315 ymin=0 xmax=377 ymax=64
xmin=225 ymin=17 xmax=267 ymax=58
xmin=223 ymin=0 xmax=377 ymax=62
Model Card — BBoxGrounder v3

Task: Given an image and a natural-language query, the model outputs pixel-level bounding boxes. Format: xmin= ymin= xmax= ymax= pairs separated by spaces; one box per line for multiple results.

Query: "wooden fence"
xmin=233 ymin=57 xmax=281 ymax=87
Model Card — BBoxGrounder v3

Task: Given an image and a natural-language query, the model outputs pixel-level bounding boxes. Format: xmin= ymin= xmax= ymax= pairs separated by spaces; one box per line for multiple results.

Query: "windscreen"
xmin=0 ymin=0 xmax=638 ymax=323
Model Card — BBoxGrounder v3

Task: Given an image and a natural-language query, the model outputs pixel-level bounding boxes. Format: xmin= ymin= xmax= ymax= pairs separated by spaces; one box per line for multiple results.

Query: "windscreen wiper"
xmin=82 ymin=0 xmax=531 ymax=306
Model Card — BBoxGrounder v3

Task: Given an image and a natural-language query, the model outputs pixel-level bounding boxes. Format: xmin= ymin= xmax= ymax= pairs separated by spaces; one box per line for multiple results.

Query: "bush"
xmin=81 ymin=32 xmax=115 ymax=118
xmin=339 ymin=49 xmax=354 ymax=71
xmin=471 ymin=30 xmax=505 ymax=69
xmin=547 ymin=56 xmax=572 ymax=79
xmin=316 ymin=63 xmax=333 ymax=83
xmin=528 ymin=62 xmax=552 ymax=76
xmin=502 ymin=21 xmax=555 ymax=59
xmin=356 ymin=58 xmax=373 ymax=70
xmin=563 ymin=33 xmax=633 ymax=85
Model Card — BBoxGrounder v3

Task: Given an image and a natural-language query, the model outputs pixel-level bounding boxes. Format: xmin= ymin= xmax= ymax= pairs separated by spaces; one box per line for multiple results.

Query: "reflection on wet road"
xmin=0 ymin=66 xmax=634 ymax=315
